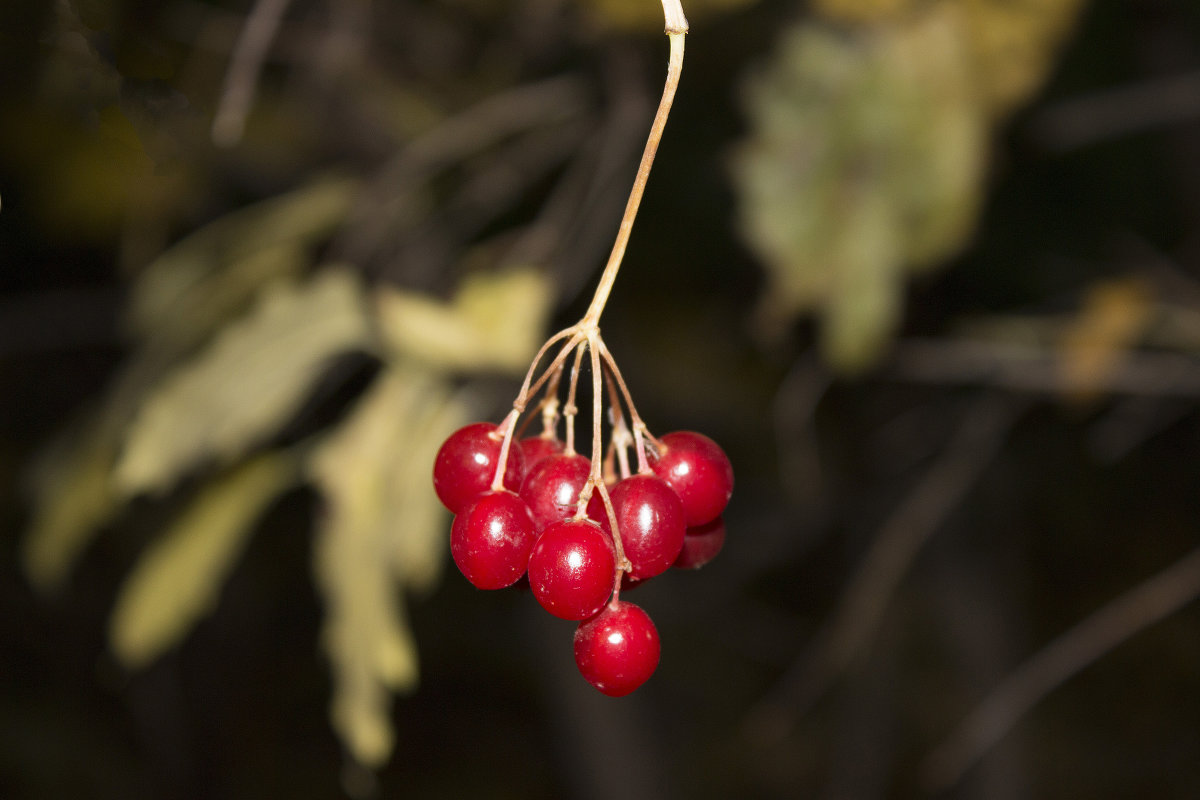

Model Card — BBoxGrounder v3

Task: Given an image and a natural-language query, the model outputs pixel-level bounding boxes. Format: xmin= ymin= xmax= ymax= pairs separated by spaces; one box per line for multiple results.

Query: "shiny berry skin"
xmin=599 ymin=474 xmax=686 ymax=580
xmin=574 ymin=601 xmax=660 ymax=696
xmin=673 ymin=516 xmax=725 ymax=569
xmin=520 ymin=453 xmax=591 ymax=531
xmin=519 ymin=436 xmax=565 ymax=471
xmin=434 ymin=422 xmax=525 ymax=514
xmin=450 ymin=491 xmax=537 ymax=589
xmin=527 ymin=519 xmax=615 ymax=620
xmin=649 ymin=431 xmax=733 ymax=526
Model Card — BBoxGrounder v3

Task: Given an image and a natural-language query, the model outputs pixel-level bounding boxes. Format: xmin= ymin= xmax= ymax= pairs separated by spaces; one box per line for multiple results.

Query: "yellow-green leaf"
xmin=1060 ymin=278 xmax=1153 ymax=403
xmin=821 ymin=191 xmax=903 ymax=371
xmin=115 ymin=269 xmax=370 ymax=496
xmin=735 ymin=10 xmax=986 ymax=370
xmin=22 ymin=415 xmax=120 ymax=592
xmin=127 ymin=176 xmax=358 ymax=347
xmin=961 ymin=0 xmax=1089 ymax=119
xmin=811 ymin=0 xmax=1089 ymax=119
xmin=109 ymin=452 xmax=296 ymax=669
xmin=309 ymin=363 xmax=470 ymax=766
xmin=376 ymin=267 xmax=552 ymax=375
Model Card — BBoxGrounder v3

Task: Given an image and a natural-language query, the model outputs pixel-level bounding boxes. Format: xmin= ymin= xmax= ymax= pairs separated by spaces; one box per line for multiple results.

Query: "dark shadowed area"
xmin=3 ymin=0 xmax=1200 ymax=798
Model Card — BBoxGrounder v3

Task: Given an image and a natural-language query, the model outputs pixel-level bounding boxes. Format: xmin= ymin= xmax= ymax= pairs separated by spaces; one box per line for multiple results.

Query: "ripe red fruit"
xmin=574 ymin=601 xmax=660 ymax=696
xmin=433 ymin=422 xmax=526 ymax=514
xmin=673 ymin=516 xmax=725 ymax=569
xmin=649 ymin=431 xmax=733 ymax=526
xmin=527 ymin=519 xmax=615 ymax=620
xmin=520 ymin=452 xmax=591 ymax=531
xmin=596 ymin=474 xmax=685 ymax=580
xmin=450 ymin=491 xmax=537 ymax=590
xmin=519 ymin=436 xmax=565 ymax=470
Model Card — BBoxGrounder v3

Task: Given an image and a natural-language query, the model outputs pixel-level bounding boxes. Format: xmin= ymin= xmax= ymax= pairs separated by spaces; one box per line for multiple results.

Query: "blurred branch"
xmin=385 ymin=117 xmax=591 ymax=285
xmin=1028 ymin=69 xmax=1200 ymax=153
xmin=889 ymin=337 xmax=1200 ymax=398
xmin=772 ymin=353 xmax=832 ymax=509
xmin=744 ymin=393 xmax=1025 ymax=742
xmin=1087 ymin=396 xmax=1194 ymax=463
xmin=335 ymin=74 xmax=589 ymax=267
xmin=921 ymin=545 xmax=1200 ymax=792
xmin=314 ymin=0 xmax=370 ymax=89
xmin=212 ymin=0 xmax=294 ymax=147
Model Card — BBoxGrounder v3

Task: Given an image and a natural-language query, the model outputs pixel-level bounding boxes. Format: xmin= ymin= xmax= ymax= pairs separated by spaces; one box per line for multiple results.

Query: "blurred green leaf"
xmin=811 ymin=0 xmax=1087 ymax=118
xmin=22 ymin=414 xmax=121 ymax=593
xmin=734 ymin=9 xmax=986 ymax=371
xmin=114 ymin=269 xmax=370 ymax=496
xmin=309 ymin=363 xmax=470 ymax=766
xmin=109 ymin=452 xmax=297 ymax=669
xmin=376 ymin=266 xmax=552 ymax=374
xmin=127 ymin=176 xmax=359 ymax=348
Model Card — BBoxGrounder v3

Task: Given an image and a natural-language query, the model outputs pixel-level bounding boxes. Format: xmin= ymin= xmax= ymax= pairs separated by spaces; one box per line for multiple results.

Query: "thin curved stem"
xmin=563 ymin=342 xmax=587 ymax=455
xmin=514 ymin=325 xmax=581 ymax=411
xmin=598 ymin=342 xmax=652 ymax=473
xmin=489 ymin=408 xmax=521 ymax=491
xmin=580 ymin=28 xmax=687 ymax=328
xmin=521 ymin=329 xmax=586 ymax=411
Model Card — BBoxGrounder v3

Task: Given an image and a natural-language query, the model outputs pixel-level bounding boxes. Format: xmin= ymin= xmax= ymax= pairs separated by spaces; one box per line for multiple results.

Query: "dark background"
xmin=3 ymin=0 xmax=1200 ymax=798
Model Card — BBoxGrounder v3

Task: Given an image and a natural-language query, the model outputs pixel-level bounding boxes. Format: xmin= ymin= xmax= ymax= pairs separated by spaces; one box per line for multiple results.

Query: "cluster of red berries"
xmin=433 ymin=420 xmax=732 ymax=696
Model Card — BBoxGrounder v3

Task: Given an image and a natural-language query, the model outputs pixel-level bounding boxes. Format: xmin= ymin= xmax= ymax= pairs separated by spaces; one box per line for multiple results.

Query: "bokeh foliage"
xmin=734 ymin=0 xmax=1087 ymax=370
xmin=7 ymin=0 xmax=1200 ymax=796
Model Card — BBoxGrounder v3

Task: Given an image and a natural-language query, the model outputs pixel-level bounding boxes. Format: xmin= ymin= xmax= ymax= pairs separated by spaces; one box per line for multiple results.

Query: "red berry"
xmin=527 ymin=519 xmax=615 ymax=620
xmin=519 ymin=436 xmax=565 ymax=470
xmin=520 ymin=453 xmax=592 ymax=531
xmin=450 ymin=490 xmax=537 ymax=590
xmin=433 ymin=422 xmax=525 ymax=514
xmin=594 ymin=474 xmax=686 ymax=581
xmin=673 ymin=516 xmax=725 ymax=569
xmin=649 ymin=431 xmax=733 ymax=526
xmin=574 ymin=601 xmax=660 ymax=696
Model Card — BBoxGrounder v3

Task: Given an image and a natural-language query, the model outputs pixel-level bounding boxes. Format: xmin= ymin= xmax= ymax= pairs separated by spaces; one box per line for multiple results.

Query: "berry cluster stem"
xmin=492 ymin=2 xmax=688 ymax=597
xmin=580 ymin=19 xmax=687 ymax=329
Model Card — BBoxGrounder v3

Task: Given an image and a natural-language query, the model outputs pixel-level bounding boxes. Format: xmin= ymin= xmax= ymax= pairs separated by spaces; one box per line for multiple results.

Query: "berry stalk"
xmin=580 ymin=14 xmax=687 ymax=330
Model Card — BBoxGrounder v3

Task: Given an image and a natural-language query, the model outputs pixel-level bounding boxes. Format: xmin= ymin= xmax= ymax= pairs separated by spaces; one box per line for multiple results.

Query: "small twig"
xmin=888 ymin=337 xmax=1200 ymax=398
xmin=596 ymin=342 xmax=653 ymax=472
xmin=921 ymin=545 xmax=1200 ymax=792
xmin=743 ymin=394 xmax=1025 ymax=742
xmin=771 ymin=353 xmax=832 ymax=508
xmin=563 ymin=342 xmax=588 ymax=455
xmin=1028 ymin=69 xmax=1200 ymax=153
xmin=580 ymin=23 xmax=686 ymax=328
xmin=212 ymin=0 xmax=294 ymax=146
xmin=335 ymin=75 xmax=589 ymax=264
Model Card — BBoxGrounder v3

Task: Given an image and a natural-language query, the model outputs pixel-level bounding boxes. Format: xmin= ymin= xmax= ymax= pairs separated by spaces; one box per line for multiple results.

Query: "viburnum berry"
xmin=520 ymin=452 xmax=591 ymax=531
xmin=426 ymin=0 xmax=708 ymax=699
xmin=649 ymin=431 xmax=733 ymax=526
xmin=519 ymin=436 xmax=565 ymax=471
xmin=434 ymin=422 xmax=525 ymax=514
xmin=673 ymin=515 xmax=725 ymax=569
xmin=594 ymin=473 xmax=685 ymax=580
xmin=450 ymin=490 xmax=537 ymax=590
xmin=527 ymin=519 xmax=615 ymax=620
xmin=574 ymin=601 xmax=660 ymax=696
